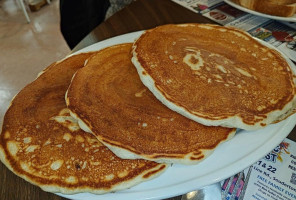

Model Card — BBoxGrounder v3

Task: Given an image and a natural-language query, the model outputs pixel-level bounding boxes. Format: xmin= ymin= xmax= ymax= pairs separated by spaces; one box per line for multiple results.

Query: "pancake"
xmin=132 ymin=24 xmax=296 ymax=130
xmin=66 ymin=43 xmax=236 ymax=165
xmin=0 ymin=53 xmax=167 ymax=194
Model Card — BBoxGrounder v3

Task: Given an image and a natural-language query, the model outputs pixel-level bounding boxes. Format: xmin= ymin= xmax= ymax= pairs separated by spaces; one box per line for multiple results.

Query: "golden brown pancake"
xmin=132 ymin=24 xmax=296 ymax=130
xmin=0 ymin=53 xmax=167 ymax=194
xmin=66 ymin=43 xmax=236 ymax=165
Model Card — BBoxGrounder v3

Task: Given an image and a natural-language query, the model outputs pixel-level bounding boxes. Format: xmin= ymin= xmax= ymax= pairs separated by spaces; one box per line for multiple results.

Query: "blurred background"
xmin=0 ymin=0 xmax=69 ymax=121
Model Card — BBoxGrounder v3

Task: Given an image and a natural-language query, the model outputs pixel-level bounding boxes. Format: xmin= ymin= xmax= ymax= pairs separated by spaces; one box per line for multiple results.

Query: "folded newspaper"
xmin=172 ymin=0 xmax=296 ymax=62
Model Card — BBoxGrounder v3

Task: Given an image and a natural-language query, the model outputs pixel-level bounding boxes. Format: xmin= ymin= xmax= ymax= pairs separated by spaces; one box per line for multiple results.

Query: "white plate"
xmin=224 ymin=0 xmax=296 ymax=22
xmin=58 ymin=31 xmax=296 ymax=200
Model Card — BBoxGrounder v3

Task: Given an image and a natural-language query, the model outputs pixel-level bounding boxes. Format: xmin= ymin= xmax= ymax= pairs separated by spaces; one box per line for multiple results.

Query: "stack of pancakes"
xmin=1 ymin=23 xmax=295 ymax=195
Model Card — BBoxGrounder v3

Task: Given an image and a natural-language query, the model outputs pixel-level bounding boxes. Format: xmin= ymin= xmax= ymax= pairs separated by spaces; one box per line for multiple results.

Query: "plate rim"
xmin=224 ymin=0 xmax=296 ymax=22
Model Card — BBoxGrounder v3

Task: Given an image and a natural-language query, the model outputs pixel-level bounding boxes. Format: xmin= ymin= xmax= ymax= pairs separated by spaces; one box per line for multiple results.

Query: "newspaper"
xmin=221 ymin=138 xmax=296 ymax=200
xmin=172 ymin=0 xmax=296 ymax=62
xmin=171 ymin=0 xmax=224 ymax=13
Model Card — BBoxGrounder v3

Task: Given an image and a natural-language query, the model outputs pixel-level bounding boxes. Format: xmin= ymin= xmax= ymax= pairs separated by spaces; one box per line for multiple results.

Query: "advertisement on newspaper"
xmin=171 ymin=0 xmax=224 ymax=13
xmin=221 ymin=138 xmax=296 ymax=200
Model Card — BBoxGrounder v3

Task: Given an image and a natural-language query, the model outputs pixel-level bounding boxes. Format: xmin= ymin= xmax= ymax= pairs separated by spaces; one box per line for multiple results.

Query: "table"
xmin=1 ymin=0 xmax=295 ymax=200
xmin=72 ymin=0 xmax=214 ymax=52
